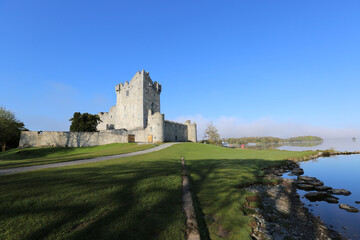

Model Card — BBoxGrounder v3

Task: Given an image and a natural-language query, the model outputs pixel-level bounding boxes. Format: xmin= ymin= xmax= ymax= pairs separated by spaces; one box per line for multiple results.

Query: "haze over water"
xmin=278 ymin=138 xmax=360 ymax=152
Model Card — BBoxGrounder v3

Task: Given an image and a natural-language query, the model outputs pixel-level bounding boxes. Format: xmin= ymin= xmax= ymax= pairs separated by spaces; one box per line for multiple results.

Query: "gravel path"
xmin=0 ymin=143 xmax=178 ymax=176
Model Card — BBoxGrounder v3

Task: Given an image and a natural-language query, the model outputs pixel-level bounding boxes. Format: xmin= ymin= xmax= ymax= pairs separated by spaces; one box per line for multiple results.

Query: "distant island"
xmin=222 ymin=136 xmax=323 ymax=145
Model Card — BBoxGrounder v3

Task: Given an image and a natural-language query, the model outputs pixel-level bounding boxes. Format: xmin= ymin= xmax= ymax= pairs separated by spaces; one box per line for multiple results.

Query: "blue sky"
xmin=1 ymin=0 xmax=360 ymax=138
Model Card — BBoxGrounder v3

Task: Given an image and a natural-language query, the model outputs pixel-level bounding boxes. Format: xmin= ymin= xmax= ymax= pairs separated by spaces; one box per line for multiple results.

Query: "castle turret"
xmin=147 ymin=109 xmax=165 ymax=143
xmin=185 ymin=120 xmax=197 ymax=142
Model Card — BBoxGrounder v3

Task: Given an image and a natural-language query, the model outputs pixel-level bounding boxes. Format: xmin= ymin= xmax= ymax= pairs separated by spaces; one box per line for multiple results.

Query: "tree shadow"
xmin=0 ymin=158 xmax=187 ymax=240
xmin=184 ymin=157 xmax=336 ymax=239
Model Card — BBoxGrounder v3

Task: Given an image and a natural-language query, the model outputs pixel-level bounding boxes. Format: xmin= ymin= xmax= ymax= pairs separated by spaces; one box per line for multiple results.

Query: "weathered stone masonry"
xmin=97 ymin=70 xmax=197 ymax=143
xmin=19 ymin=70 xmax=197 ymax=148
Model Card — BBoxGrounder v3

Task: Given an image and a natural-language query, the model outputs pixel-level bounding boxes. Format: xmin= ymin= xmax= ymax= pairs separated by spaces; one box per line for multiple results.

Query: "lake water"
xmin=279 ymin=139 xmax=360 ymax=239
xmin=278 ymin=138 xmax=360 ymax=152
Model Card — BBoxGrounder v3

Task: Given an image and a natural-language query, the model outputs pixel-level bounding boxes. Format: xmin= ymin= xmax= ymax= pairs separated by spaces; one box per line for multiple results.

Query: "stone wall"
xmin=19 ymin=131 xmax=129 ymax=148
xmin=164 ymin=120 xmax=188 ymax=142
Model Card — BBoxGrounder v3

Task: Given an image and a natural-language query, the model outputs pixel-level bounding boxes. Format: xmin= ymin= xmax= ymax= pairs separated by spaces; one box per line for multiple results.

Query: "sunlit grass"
xmin=0 ymin=142 xmax=317 ymax=240
xmin=172 ymin=143 xmax=317 ymax=240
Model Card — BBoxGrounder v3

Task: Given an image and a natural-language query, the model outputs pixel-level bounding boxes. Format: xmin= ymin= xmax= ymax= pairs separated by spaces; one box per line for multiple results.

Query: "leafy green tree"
xmin=69 ymin=112 xmax=101 ymax=132
xmin=0 ymin=107 xmax=27 ymax=152
xmin=204 ymin=121 xmax=220 ymax=144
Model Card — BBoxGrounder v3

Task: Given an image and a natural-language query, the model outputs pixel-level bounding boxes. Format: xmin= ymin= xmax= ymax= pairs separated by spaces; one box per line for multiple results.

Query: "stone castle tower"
xmin=97 ymin=70 xmax=197 ymax=143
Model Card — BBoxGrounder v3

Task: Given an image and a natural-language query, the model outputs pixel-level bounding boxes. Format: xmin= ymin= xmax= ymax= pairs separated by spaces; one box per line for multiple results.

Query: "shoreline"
xmin=245 ymin=151 xmax=360 ymax=240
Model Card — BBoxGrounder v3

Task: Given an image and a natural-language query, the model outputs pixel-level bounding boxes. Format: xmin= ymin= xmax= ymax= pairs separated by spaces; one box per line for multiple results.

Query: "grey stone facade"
xmin=97 ymin=70 xmax=197 ymax=143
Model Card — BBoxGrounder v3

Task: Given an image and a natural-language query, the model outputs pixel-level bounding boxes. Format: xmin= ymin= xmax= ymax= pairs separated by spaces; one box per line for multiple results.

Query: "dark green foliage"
xmin=0 ymin=107 xmax=27 ymax=151
xmin=69 ymin=112 xmax=101 ymax=132
xmin=286 ymin=136 xmax=323 ymax=142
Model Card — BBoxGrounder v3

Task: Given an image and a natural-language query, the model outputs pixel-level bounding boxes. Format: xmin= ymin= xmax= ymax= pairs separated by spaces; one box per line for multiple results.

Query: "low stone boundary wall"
xmin=19 ymin=131 xmax=128 ymax=148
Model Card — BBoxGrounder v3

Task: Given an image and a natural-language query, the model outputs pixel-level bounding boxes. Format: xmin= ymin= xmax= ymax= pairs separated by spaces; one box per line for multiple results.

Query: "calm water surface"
xmin=278 ymin=138 xmax=360 ymax=152
xmin=280 ymin=139 xmax=360 ymax=239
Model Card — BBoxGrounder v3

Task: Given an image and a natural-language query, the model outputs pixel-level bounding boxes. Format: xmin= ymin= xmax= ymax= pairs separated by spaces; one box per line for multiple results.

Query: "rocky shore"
xmin=244 ymin=150 xmax=360 ymax=240
xmin=246 ymin=178 xmax=344 ymax=240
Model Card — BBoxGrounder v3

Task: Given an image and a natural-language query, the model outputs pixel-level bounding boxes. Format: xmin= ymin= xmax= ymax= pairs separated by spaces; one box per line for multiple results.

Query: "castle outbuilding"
xmin=19 ymin=70 xmax=197 ymax=148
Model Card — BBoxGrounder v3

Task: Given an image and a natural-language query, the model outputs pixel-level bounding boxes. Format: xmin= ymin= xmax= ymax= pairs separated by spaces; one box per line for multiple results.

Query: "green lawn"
xmin=0 ymin=143 xmax=156 ymax=169
xmin=0 ymin=146 xmax=186 ymax=240
xmin=0 ymin=143 xmax=317 ymax=240
xmin=173 ymin=143 xmax=317 ymax=240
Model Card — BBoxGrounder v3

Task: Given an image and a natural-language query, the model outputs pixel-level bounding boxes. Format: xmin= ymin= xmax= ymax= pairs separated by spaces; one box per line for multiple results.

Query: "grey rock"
xmin=298 ymin=176 xmax=317 ymax=181
xmin=297 ymin=184 xmax=315 ymax=191
xmin=292 ymin=168 xmax=304 ymax=175
xmin=324 ymin=197 xmax=339 ymax=204
xmin=305 ymin=191 xmax=332 ymax=201
xmin=308 ymin=180 xmax=324 ymax=186
xmin=315 ymin=186 xmax=332 ymax=191
xmin=328 ymin=189 xmax=352 ymax=196
xmin=339 ymin=204 xmax=359 ymax=213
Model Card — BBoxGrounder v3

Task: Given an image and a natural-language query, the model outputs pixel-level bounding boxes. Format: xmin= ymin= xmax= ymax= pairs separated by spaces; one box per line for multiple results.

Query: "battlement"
xmin=143 ymin=70 xmax=161 ymax=93
xmin=165 ymin=120 xmax=187 ymax=127
xmin=114 ymin=70 xmax=161 ymax=93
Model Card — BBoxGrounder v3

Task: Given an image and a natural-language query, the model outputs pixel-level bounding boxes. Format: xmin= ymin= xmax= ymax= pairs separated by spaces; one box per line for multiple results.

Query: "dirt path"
xmin=0 ymin=143 xmax=178 ymax=176
xmin=181 ymin=157 xmax=201 ymax=240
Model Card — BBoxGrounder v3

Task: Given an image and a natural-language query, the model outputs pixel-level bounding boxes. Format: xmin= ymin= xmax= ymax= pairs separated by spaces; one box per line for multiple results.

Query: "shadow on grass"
xmin=0 ymin=158 xmax=186 ymax=240
xmin=184 ymin=158 xmax=323 ymax=239
xmin=0 ymin=147 xmax=78 ymax=160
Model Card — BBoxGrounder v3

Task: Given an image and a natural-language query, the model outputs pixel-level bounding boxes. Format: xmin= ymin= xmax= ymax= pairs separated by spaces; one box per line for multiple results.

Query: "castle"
xmin=97 ymin=70 xmax=197 ymax=143
xmin=19 ymin=70 xmax=197 ymax=148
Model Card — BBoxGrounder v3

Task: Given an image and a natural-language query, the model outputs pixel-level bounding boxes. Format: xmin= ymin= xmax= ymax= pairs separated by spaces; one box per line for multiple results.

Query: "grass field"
xmin=0 ymin=145 xmax=186 ymax=240
xmin=0 ymin=143 xmax=317 ymax=240
xmin=0 ymin=143 xmax=156 ymax=169
xmin=173 ymin=143 xmax=316 ymax=240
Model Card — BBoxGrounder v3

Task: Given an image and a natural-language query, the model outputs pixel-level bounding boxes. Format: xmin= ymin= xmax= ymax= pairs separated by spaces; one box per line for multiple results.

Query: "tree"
xmin=69 ymin=112 xmax=101 ymax=132
xmin=0 ymin=107 xmax=27 ymax=152
xmin=204 ymin=121 xmax=220 ymax=144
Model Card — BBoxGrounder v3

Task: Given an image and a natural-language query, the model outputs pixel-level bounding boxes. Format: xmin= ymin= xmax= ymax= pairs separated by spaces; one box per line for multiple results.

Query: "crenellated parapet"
xmin=143 ymin=70 xmax=161 ymax=93
xmin=165 ymin=120 xmax=187 ymax=128
xmin=115 ymin=81 xmax=131 ymax=93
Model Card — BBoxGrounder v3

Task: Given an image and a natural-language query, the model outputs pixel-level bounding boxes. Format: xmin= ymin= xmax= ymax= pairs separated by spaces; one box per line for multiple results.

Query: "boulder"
xmin=292 ymin=168 xmax=304 ymax=175
xmin=315 ymin=186 xmax=332 ymax=191
xmin=305 ymin=191 xmax=332 ymax=201
xmin=328 ymin=189 xmax=352 ymax=196
xmin=298 ymin=176 xmax=317 ymax=181
xmin=339 ymin=204 xmax=359 ymax=213
xmin=307 ymin=180 xmax=324 ymax=187
xmin=324 ymin=197 xmax=339 ymax=204
xmin=297 ymin=184 xmax=315 ymax=191
xmin=355 ymin=201 xmax=360 ymax=204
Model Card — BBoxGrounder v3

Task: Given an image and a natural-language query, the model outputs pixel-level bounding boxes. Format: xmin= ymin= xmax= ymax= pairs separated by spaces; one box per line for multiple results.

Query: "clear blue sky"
xmin=1 ymin=0 xmax=360 ymax=138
